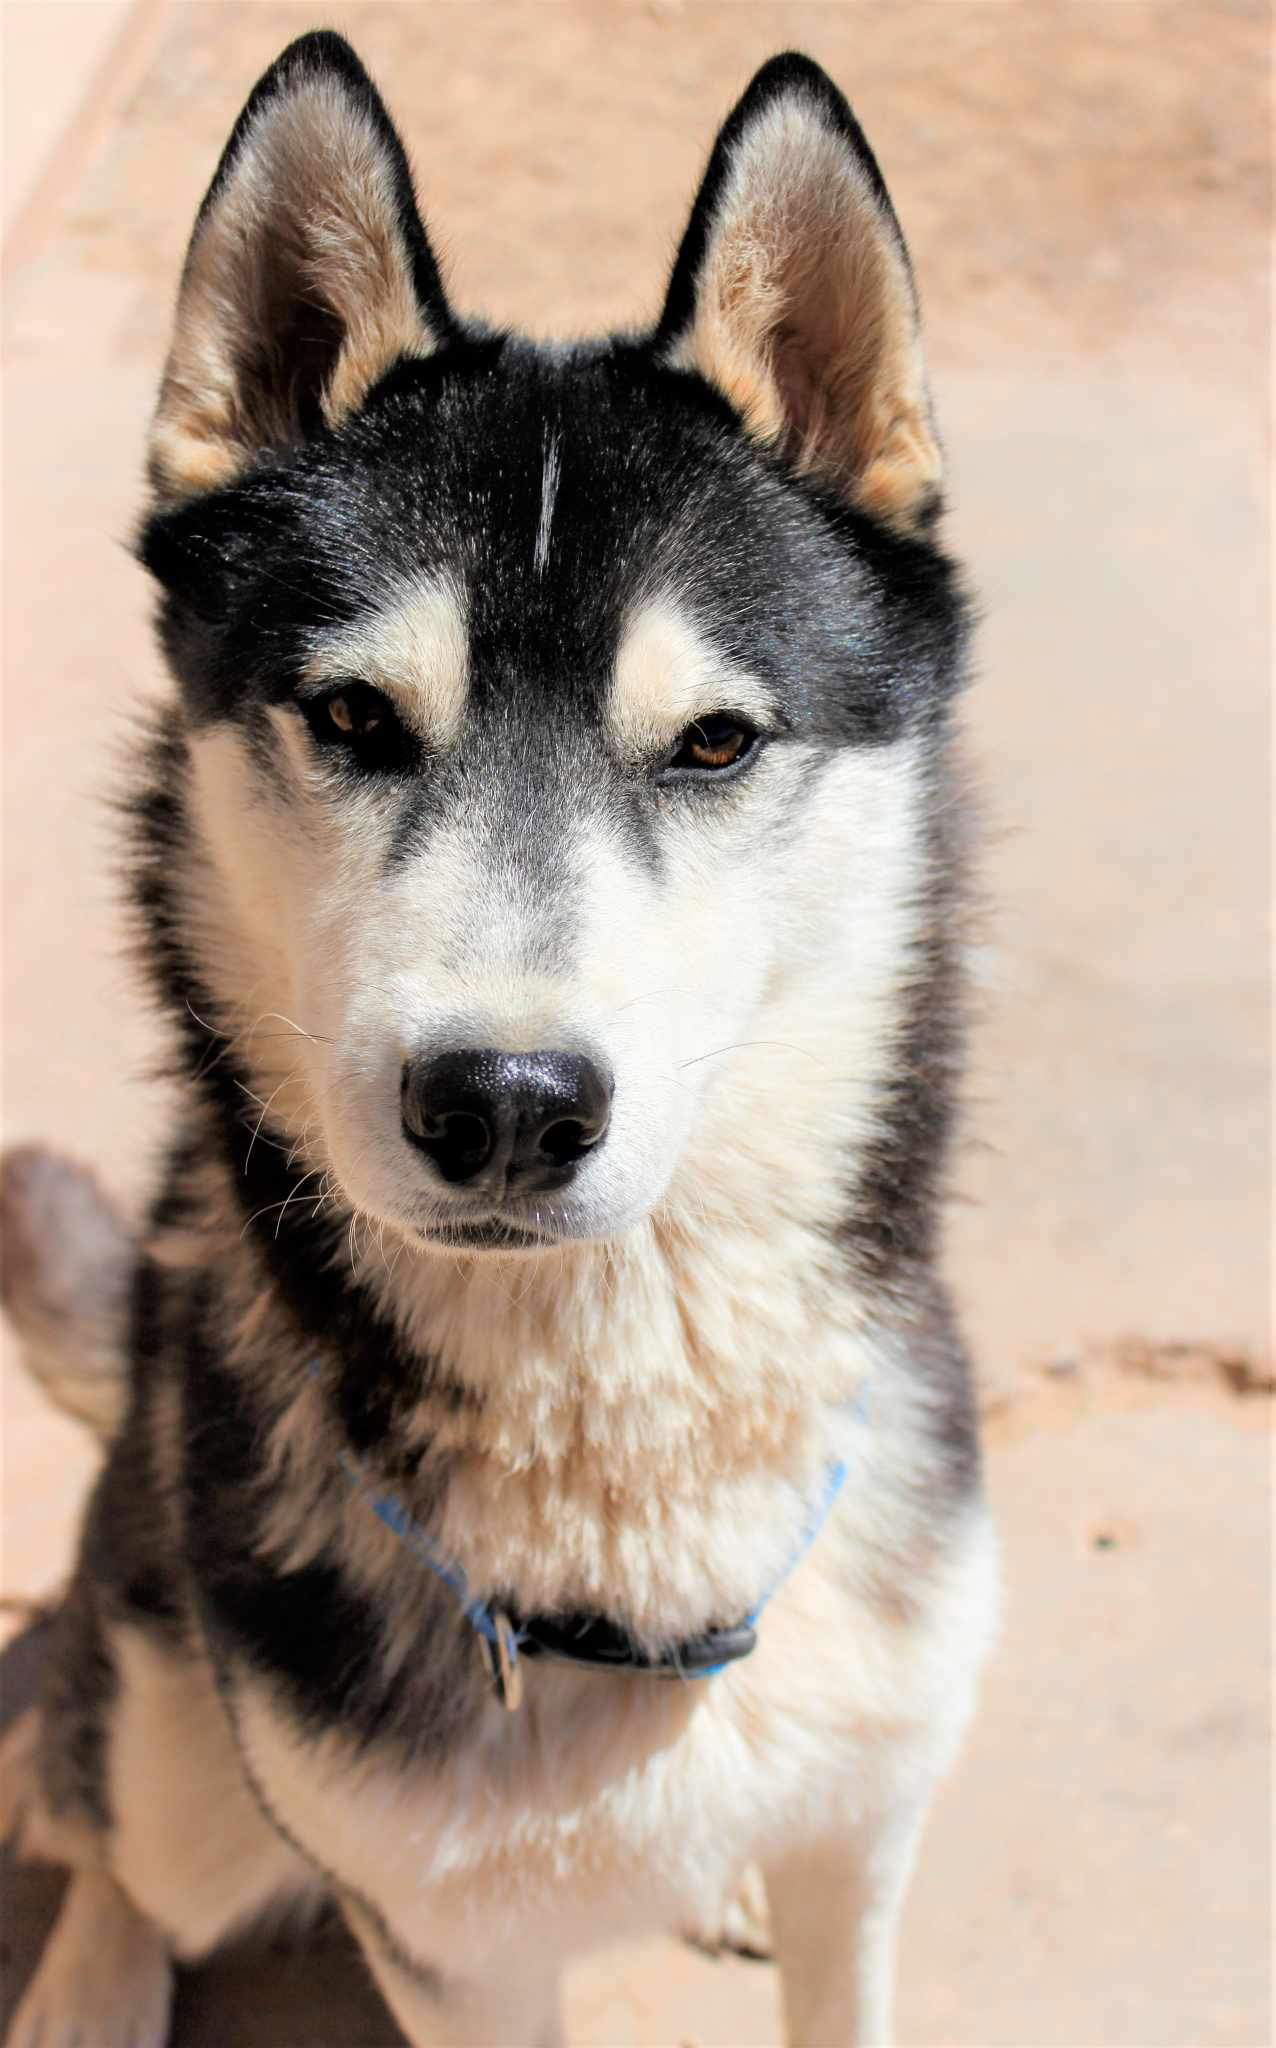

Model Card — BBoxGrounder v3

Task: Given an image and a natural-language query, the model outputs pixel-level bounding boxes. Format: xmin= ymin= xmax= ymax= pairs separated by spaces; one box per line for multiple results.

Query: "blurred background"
xmin=2 ymin=4 xmax=1269 ymax=2042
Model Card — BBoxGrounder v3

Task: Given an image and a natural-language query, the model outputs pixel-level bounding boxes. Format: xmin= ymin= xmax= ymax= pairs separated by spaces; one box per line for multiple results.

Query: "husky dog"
xmin=1 ymin=34 xmax=997 ymax=2048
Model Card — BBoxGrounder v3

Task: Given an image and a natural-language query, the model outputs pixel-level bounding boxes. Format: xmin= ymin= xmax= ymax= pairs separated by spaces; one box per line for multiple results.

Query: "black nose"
xmin=402 ymin=1049 xmax=613 ymax=1190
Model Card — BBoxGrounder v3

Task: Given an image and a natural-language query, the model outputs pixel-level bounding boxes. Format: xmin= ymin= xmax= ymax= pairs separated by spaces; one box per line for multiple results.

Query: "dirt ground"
xmin=1 ymin=4 xmax=1270 ymax=2044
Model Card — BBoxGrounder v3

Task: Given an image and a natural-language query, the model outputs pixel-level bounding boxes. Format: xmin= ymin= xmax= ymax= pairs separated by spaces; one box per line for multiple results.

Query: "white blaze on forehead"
xmin=609 ymin=594 xmax=775 ymax=758
xmin=304 ymin=573 xmax=469 ymax=746
xmin=533 ymin=433 xmax=561 ymax=578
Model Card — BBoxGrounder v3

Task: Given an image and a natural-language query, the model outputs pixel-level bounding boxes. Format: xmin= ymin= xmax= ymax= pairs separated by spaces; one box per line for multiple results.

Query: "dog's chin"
xmin=391 ymin=1192 xmax=663 ymax=1260
xmin=344 ymin=1191 xmax=611 ymax=1260
xmin=328 ymin=1137 xmax=676 ymax=1260
xmin=411 ymin=1216 xmax=568 ymax=1257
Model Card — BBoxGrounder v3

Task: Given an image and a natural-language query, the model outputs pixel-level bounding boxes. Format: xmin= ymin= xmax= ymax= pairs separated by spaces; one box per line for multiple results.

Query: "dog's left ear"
xmin=655 ymin=54 xmax=941 ymax=533
xmin=150 ymin=32 xmax=453 ymax=502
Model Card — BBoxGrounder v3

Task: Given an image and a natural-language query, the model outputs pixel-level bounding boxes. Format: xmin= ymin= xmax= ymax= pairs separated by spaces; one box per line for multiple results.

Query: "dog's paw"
xmin=682 ymin=1862 xmax=772 ymax=1961
xmin=6 ymin=1869 xmax=172 ymax=2048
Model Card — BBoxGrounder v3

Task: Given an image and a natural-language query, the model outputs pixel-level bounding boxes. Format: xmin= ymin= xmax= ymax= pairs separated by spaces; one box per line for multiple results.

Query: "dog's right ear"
xmin=149 ymin=33 xmax=452 ymax=502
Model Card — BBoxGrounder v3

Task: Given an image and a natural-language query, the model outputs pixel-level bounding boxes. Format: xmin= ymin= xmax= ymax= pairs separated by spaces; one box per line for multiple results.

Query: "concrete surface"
xmin=1 ymin=4 xmax=1269 ymax=2043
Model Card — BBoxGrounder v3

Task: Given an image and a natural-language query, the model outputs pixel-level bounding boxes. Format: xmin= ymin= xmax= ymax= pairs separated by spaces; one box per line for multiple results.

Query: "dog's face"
xmin=140 ymin=37 xmax=964 ymax=1255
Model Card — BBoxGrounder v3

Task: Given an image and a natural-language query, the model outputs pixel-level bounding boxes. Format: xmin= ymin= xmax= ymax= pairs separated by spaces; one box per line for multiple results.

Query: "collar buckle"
xmin=479 ymin=1608 xmax=523 ymax=1711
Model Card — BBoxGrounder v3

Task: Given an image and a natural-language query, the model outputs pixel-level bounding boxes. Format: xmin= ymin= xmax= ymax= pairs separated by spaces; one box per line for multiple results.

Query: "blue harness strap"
xmin=335 ymin=1448 xmax=505 ymax=1648
xmin=312 ymin=1359 xmax=864 ymax=1707
xmin=746 ymin=1453 xmax=850 ymax=1629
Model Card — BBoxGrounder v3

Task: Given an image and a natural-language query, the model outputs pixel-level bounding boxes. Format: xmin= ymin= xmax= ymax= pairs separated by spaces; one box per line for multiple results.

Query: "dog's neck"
xmin=184 ymin=1055 xmax=873 ymax=1649
xmin=366 ymin=1180 xmax=864 ymax=1458
xmin=349 ymin=1189 xmax=870 ymax=1648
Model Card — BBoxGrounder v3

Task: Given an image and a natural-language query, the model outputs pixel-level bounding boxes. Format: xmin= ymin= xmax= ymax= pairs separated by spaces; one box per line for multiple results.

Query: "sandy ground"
xmin=1 ymin=3 xmax=1270 ymax=2043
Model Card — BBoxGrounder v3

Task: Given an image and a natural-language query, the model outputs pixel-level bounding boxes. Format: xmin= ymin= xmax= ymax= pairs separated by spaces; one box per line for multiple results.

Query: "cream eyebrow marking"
xmin=303 ymin=573 xmax=470 ymax=744
xmin=609 ymin=593 xmax=776 ymax=758
xmin=533 ymin=433 xmax=561 ymax=577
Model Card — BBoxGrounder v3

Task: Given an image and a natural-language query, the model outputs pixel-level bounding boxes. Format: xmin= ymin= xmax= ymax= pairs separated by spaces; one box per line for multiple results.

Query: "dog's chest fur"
xmin=162 ymin=1135 xmax=986 ymax=1975
xmin=224 ymin=1480 xmax=993 ymax=1977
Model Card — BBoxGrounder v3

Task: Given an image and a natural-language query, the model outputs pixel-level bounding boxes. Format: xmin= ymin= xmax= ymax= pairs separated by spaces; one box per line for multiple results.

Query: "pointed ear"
xmin=150 ymin=32 xmax=453 ymax=502
xmin=655 ymin=54 xmax=941 ymax=533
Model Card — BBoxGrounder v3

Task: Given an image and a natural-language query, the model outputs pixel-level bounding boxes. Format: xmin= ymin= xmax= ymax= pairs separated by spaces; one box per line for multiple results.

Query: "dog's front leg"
xmin=763 ymin=1799 xmax=928 ymax=2048
xmin=342 ymin=1897 xmax=564 ymax=2048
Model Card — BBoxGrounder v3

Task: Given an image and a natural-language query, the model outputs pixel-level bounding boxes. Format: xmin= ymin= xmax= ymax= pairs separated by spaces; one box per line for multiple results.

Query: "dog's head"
xmin=139 ymin=35 xmax=966 ymax=1258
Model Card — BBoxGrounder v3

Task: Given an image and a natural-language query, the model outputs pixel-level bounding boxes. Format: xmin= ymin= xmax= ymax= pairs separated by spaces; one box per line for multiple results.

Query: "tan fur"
xmin=0 ymin=1709 xmax=82 ymax=1874
xmin=608 ymin=593 xmax=777 ymax=759
xmin=666 ymin=96 xmax=941 ymax=531
xmin=6 ymin=1867 xmax=173 ymax=2048
xmin=105 ymin=1625 xmax=314 ymax=1959
xmin=151 ymin=78 xmax=439 ymax=500
xmin=1 ymin=1709 xmax=104 ymax=1878
xmin=301 ymin=574 xmax=470 ymax=749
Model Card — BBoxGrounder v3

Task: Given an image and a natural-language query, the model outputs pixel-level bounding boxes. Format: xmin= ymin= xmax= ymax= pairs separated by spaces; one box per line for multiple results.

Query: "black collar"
xmin=515 ymin=1609 xmax=758 ymax=1678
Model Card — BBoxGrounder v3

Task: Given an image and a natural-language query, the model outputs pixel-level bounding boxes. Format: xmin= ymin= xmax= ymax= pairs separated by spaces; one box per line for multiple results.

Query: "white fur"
xmin=534 ymin=433 xmax=561 ymax=577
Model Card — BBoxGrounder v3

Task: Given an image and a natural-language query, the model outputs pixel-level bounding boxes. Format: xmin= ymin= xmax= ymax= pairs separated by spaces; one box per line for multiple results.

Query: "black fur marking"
xmin=36 ymin=1565 xmax=117 ymax=1833
xmin=217 ymin=1098 xmax=474 ymax=1456
xmin=91 ymin=1262 xmax=186 ymax=1638
xmin=842 ymin=718 xmax=969 ymax=1285
xmin=34 ymin=1245 xmax=194 ymax=1835
xmin=223 ymin=1087 xmax=474 ymax=1454
xmin=138 ymin=341 xmax=965 ymax=792
xmin=181 ymin=1311 xmax=483 ymax=1758
xmin=835 ymin=716 xmax=982 ymax=1502
xmin=907 ymin=1277 xmax=982 ymax=1496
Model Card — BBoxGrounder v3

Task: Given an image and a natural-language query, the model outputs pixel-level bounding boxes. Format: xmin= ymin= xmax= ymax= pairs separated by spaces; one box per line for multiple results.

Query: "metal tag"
xmin=480 ymin=1609 xmax=523 ymax=1712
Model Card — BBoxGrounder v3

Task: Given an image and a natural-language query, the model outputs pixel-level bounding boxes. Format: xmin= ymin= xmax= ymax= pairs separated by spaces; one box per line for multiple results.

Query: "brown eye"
xmin=664 ymin=713 xmax=759 ymax=778
xmin=302 ymin=682 xmax=413 ymax=772
xmin=323 ymin=686 xmax=383 ymax=739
